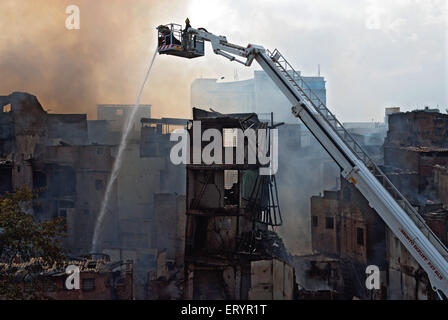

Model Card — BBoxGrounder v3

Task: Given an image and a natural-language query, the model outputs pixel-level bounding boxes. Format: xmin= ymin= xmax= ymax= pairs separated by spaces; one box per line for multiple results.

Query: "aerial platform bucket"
xmin=157 ymin=23 xmax=204 ymax=59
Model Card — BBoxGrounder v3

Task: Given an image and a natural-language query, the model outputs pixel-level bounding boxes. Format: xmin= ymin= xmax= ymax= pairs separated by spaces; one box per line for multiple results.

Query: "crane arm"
xmin=183 ymin=27 xmax=448 ymax=298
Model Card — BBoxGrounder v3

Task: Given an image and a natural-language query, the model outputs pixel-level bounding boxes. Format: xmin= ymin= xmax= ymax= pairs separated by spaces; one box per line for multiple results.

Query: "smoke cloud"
xmin=0 ymin=0 xmax=195 ymax=119
xmin=1 ymin=1 xmax=444 ymax=121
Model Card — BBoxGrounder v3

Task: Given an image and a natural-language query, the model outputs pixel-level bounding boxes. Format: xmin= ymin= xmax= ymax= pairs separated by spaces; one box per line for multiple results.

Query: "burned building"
xmin=2 ymin=254 xmax=133 ymax=300
xmin=0 ymin=93 xmax=49 ymax=193
xmin=384 ymin=110 xmax=448 ymax=204
xmin=386 ymin=204 xmax=448 ymax=300
xmin=183 ymin=108 xmax=294 ymax=300
xmin=88 ymin=111 xmax=189 ymax=299
xmin=0 ymin=92 xmax=47 ymax=161
xmin=383 ymin=110 xmax=448 ymax=300
xmin=308 ymin=178 xmax=387 ymax=299
xmin=0 ymin=93 xmax=118 ymax=253
xmin=308 ymin=108 xmax=448 ymax=300
xmin=311 ymin=179 xmax=386 ymax=267
xmin=0 ymin=92 xmax=191 ymax=299
xmin=153 ymin=193 xmax=186 ymax=265
xmin=40 ymin=144 xmax=117 ymax=251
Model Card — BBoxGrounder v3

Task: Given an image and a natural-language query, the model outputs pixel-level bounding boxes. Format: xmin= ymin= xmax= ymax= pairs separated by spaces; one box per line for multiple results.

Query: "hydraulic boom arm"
xmin=173 ymin=26 xmax=448 ymax=298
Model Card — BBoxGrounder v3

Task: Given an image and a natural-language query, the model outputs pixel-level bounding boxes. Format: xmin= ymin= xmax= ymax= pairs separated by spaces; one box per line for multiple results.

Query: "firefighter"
xmin=158 ymin=25 xmax=181 ymax=46
xmin=182 ymin=18 xmax=192 ymax=49
xmin=184 ymin=18 xmax=191 ymax=33
xmin=158 ymin=25 xmax=171 ymax=45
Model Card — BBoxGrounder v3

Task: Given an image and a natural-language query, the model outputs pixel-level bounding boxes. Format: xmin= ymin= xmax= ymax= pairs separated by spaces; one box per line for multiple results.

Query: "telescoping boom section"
xmin=159 ymin=23 xmax=448 ymax=298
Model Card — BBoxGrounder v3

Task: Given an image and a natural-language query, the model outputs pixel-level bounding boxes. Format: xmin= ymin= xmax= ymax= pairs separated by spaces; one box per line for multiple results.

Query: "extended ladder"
xmin=260 ymin=48 xmax=448 ymax=297
xmin=162 ymin=25 xmax=448 ymax=297
xmin=267 ymin=48 xmax=448 ymax=262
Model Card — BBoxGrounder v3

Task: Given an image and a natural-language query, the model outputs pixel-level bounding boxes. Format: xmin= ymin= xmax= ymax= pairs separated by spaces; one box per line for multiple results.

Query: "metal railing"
xmin=158 ymin=23 xmax=183 ymax=47
xmin=266 ymin=48 xmax=448 ymax=259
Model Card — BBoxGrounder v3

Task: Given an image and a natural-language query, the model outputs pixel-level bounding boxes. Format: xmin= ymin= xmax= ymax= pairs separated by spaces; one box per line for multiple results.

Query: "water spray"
xmin=91 ymin=49 xmax=158 ymax=253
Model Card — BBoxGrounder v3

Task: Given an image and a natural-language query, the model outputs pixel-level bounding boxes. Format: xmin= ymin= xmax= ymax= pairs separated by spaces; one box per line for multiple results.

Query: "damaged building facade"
xmin=383 ymin=109 xmax=448 ymax=300
xmin=308 ymin=108 xmax=448 ymax=300
xmin=183 ymin=108 xmax=295 ymax=300
xmin=0 ymin=92 xmax=189 ymax=299
xmin=192 ymin=72 xmax=337 ymax=263
xmin=3 ymin=88 xmax=446 ymax=300
xmin=307 ymin=179 xmax=387 ymax=299
xmin=0 ymin=91 xmax=296 ymax=300
xmin=2 ymin=254 xmax=133 ymax=300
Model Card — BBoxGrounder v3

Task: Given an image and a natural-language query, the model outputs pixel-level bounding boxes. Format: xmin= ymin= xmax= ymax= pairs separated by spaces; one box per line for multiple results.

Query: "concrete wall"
xmin=311 ymin=193 xmax=339 ymax=256
xmin=385 ymin=111 xmax=448 ymax=148
xmin=310 ymin=179 xmax=387 ymax=268
xmin=153 ymin=193 xmax=186 ymax=261
xmin=386 ymin=228 xmax=431 ymax=300
xmin=248 ymin=259 xmax=294 ymax=300
xmin=47 ymin=114 xmax=88 ymax=145
xmin=434 ymin=165 xmax=448 ymax=206
xmin=97 ymin=104 xmax=151 ymax=136
xmin=42 ymin=145 xmax=118 ymax=252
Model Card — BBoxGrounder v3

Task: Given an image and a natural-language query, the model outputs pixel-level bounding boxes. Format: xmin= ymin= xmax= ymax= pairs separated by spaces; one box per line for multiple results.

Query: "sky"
xmin=0 ymin=0 xmax=446 ymax=122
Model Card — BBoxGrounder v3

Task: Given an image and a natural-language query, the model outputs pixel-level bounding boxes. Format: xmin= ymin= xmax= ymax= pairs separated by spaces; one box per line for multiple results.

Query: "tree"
xmin=0 ymin=187 xmax=67 ymax=299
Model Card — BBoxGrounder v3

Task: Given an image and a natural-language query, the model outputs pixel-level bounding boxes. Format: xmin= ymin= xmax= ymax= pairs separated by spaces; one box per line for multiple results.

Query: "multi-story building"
xmin=6 ymin=254 xmax=134 ymax=300
xmin=382 ymin=109 xmax=448 ymax=300
xmin=183 ymin=108 xmax=293 ymax=300
xmin=308 ymin=108 xmax=448 ymax=300
xmin=191 ymin=71 xmax=326 ymax=124
xmin=309 ymin=178 xmax=387 ymax=299
xmin=0 ymin=92 xmax=190 ymax=299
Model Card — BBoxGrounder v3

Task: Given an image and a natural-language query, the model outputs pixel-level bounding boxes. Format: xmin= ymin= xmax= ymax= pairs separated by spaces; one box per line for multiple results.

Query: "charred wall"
xmin=385 ymin=111 xmax=448 ymax=148
xmin=47 ymin=114 xmax=88 ymax=145
xmin=383 ymin=110 xmax=448 ymax=300
xmin=184 ymin=108 xmax=293 ymax=300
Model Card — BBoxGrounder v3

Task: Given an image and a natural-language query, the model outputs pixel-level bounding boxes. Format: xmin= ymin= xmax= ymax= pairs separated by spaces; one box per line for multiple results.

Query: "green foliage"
xmin=0 ymin=186 xmax=67 ymax=299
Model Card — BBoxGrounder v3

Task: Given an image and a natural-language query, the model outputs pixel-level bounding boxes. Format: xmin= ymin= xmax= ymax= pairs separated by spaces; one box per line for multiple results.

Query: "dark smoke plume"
xmin=0 ymin=0 xmax=192 ymax=119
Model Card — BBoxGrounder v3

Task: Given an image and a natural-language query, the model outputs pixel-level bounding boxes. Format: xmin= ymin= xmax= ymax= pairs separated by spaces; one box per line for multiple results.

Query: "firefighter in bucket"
xmin=157 ymin=19 xmax=204 ymax=59
xmin=157 ymin=25 xmax=181 ymax=46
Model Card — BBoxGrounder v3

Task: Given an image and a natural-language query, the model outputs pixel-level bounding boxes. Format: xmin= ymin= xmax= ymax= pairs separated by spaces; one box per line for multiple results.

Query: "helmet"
xmin=185 ymin=18 xmax=190 ymax=24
